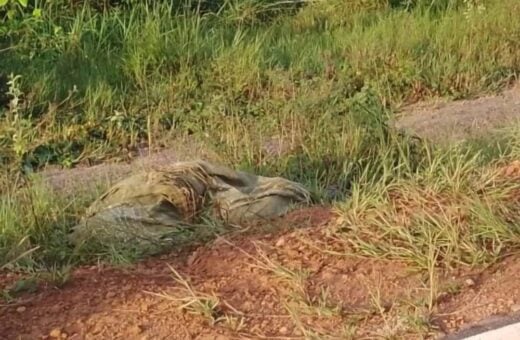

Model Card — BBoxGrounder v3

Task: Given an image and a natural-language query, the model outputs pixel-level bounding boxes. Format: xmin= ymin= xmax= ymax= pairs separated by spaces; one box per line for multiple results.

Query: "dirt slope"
xmin=395 ymin=83 xmax=520 ymax=142
xmin=2 ymin=207 xmax=520 ymax=340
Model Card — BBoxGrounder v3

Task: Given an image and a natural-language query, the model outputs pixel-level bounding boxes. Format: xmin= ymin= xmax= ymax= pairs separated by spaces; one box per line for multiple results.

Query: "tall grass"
xmin=0 ymin=0 xmax=519 ymax=170
xmin=0 ymin=175 xmax=102 ymax=270
xmin=335 ymin=125 xmax=520 ymax=269
xmin=2 ymin=96 xmax=519 ymax=270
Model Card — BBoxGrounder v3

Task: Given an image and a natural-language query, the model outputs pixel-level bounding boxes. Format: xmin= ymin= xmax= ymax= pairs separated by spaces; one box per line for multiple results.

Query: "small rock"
xmin=511 ymin=304 xmax=520 ymax=312
xmin=49 ymin=328 xmax=62 ymax=338
xmin=242 ymin=301 xmax=253 ymax=312
xmin=105 ymin=291 xmax=116 ymax=299
xmin=61 ymin=333 xmax=68 ymax=339
xmin=275 ymin=238 xmax=285 ymax=247
xmin=16 ymin=306 xmax=26 ymax=313
xmin=187 ymin=251 xmax=199 ymax=266
xmin=464 ymin=278 xmax=475 ymax=287
xmin=129 ymin=325 xmax=143 ymax=335
xmin=279 ymin=326 xmax=288 ymax=334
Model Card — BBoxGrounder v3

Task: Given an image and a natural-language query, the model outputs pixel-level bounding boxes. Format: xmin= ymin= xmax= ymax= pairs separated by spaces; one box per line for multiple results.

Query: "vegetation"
xmin=1 ymin=0 xmax=520 ymax=278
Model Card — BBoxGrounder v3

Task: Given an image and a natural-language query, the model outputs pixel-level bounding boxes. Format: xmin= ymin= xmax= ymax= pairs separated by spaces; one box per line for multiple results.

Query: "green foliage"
xmin=0 ymin=0 xmax=518 ymax=172
xmin=0 ymin=0 xmax=41 ymax=21
xmin=0 ymin=173 xmax=105 ymax=270
xmin=0 ymin=0 xmax=28 ymax=8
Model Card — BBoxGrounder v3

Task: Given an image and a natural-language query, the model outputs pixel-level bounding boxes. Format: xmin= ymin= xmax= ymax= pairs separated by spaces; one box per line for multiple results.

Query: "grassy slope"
xmin=1 ymin=0 xmax=519 ymax=169
xmin=1 ymin=0 xmax=520 ymax=273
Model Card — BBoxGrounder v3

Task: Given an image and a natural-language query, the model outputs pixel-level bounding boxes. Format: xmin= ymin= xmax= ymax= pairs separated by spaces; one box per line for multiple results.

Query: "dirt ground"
xmin=0 ymin=207 xmax=520 ymax=339
xmin=2 ymin=89 xmax=520 ymax=339
xmin=395 ymin=82 xmax=520 ymax=143
xmin=1 ymin=206 xmax=520 ymax=340
xmin=41 ymin=137 xmax=222 ymax=196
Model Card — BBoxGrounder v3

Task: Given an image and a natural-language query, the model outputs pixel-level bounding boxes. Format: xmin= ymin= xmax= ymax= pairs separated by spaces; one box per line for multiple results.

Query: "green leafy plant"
xmin=0 ymin=0 xmax=42 ymax=20
xmin=0 ymin=0 xmax=28 ymax=7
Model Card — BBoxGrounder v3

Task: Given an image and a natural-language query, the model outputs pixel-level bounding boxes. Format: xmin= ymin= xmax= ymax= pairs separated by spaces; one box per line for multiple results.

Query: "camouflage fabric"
xmin=69 ymin=160 xmax=310 ymax=247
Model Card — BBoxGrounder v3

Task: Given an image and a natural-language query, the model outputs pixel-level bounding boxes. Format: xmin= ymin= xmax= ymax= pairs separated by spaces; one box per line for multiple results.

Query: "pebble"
xmin=16 ymin=306 xmax=26 ymax=313
xmin=105 ymin=291 xmax=116 ymax=299
xmin=464 ymin=278 xmax=476 ymax=287
xmin=279 ymin=326 xmax=288 ymax=334
xmin=511 ymin=304 xmax=520 ymax=312
xmin=129 ymin=325 xmax=143 ymax=335
xmin=275 ymin=238 xmax=285 ymax=247
xmin=187 ymin=252 xmax=199 ymax=266
xmin=49 ymin=328 xmax=62 ymax=338
xmin=242 ymin=301 xmax=253 ymax=312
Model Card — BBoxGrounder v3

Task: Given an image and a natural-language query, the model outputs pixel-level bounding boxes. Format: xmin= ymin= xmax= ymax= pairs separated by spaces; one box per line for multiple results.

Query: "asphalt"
xmin=443 ymin=311 xmax=520 ymax=340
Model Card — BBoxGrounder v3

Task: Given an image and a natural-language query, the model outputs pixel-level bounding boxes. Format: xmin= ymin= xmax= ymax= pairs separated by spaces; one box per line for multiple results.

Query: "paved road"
xmin=444 ymin=312 xmax=520 ymax=340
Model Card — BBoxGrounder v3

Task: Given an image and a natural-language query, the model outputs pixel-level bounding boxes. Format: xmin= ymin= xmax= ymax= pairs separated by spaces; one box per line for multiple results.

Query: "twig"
xmin=0 ymin=46 xmax=17 ymax=53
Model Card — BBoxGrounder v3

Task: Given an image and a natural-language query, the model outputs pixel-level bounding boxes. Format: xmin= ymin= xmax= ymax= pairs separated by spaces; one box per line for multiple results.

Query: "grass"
xmin=0 ymin=0 xmax=519 ymax=297
xmin=1 ymin=0 xmax=519 ymax=170
xmin=334 ymin=131 xmax=520 ymax=270
xmin=0 ymin=174 xmax=100 ymax=270
xmin=149 ymin=263 xmax=248 ymax=332
xmin=148 ymin=264 xmax=223 ymax=324
xmin=3 ymin=2 xmax=520 ymax=339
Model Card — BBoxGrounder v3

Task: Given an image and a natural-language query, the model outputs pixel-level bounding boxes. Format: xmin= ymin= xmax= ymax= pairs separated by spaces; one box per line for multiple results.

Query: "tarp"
xmin=69 ymin=160 xmax=311 ymax=247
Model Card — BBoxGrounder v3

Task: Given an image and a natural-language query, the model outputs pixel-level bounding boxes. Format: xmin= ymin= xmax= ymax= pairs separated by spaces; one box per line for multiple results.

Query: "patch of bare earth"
xmin=396 ymin=83 xmax=520 ymax=142
xmin=437 ymin=256 xmax=520 ymax=336
xmin=41 ymin=135 xmax=293 ymax=196
xmin=40 ymin=135 xmax=228 ymax=197
xmin=2 ymin=207 xmax=520 ymax=340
